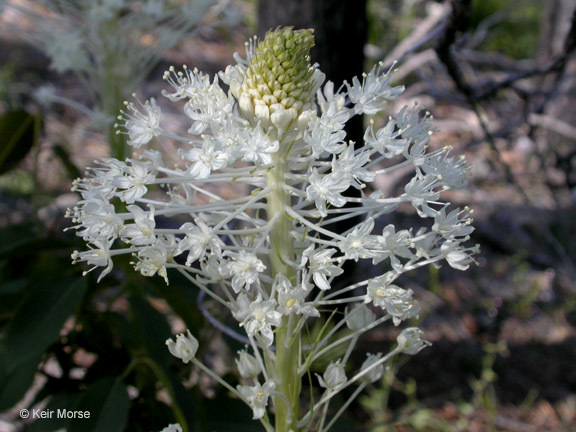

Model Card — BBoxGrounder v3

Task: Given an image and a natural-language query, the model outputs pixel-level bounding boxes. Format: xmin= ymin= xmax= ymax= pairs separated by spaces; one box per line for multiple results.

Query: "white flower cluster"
xmin=69 ymin=28 xmax=477 ymax=432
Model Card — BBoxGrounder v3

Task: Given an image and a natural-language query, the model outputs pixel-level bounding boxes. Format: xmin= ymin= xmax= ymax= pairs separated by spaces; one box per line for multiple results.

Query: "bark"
xmin=257 ymin=0 xmax=367 ymax=142
xmin=257 ymin=0 xmax=368 ymax=285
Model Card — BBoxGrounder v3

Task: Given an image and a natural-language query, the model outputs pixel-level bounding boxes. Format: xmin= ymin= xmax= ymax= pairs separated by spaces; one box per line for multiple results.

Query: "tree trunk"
xmin=257 ymin=0 xmax=368 ymax=289
xmin=258 ymin=0 xmax=367 ymax=144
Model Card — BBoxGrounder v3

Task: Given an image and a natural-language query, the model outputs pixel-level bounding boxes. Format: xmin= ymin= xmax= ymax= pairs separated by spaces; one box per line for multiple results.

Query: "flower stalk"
xmin=267 ymin=153 xmax=300 ymax=430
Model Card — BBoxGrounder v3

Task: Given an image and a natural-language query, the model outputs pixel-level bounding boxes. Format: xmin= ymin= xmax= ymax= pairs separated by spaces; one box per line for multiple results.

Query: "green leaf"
xmin=4 ymin=278 xmax=87 ymax=371
xmin=0 ymin=110 xmax=39 ymax=175
xmin=0 ymin=350 xmax=41 ymax=411
xmin=52 ymin=144 xmax=82 ymax=181
xmin=129 ymin=296 xmax=173 ymax=367
xmin=0 ymin=279 xmax=27 ymax=319
xmin=205 ymin=392 xmax=261 ymax=432
xmin=0 ymin=224 xmax=71 ymax=260
xmin=68 ymin=377 xmax=130 ymax=432
xmin=129 ymin=296 xmax=199 ymax=432
xmin=147 ymin=277 xmax=203 ymax=336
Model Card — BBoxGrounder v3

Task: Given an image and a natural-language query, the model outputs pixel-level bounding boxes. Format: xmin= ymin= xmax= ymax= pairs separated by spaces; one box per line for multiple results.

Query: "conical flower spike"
xmin=238 ymin=27 xmax=324 ymax=130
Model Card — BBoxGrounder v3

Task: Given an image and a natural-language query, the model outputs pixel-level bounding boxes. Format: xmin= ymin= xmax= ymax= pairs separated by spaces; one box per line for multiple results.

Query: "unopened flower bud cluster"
xmin=69 ymin=27 xmax=478 ymax=432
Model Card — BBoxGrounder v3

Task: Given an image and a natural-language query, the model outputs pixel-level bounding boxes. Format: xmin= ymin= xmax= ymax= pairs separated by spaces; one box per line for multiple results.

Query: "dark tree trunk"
xmin=258 ymin=1 xmax=368 ymax=284
xmin=257 ymin=0 xmax=367 ymax=143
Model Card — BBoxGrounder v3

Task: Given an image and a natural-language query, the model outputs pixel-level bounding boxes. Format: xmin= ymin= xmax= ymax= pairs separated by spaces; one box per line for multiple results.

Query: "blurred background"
xmin=0 ymin=0 xmax=575 ymax=431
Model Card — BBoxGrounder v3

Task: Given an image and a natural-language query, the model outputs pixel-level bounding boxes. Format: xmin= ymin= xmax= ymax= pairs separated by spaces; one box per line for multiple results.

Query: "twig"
xmin=197 ymin=289 xmax=251 ymax=345
xmin=435 ymin=0 xmax=576 ymax=275
xmin=529 ymin=113 xmax=576 ymax=140
xmin=382 ymin=3 xmax=450 ymax=71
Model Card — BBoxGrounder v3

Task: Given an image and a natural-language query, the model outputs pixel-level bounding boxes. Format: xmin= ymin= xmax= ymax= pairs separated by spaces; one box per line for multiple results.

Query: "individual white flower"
xmin=240 ymin=297 xmax=282 ymax=346
xmin=306 ymin=170 xmax=350 ymax=216
xmin=345 ymin=303 xmax=376 ymax=331
xmin=69 ymin=195 xmax=123 ymax=242
xmin=166 ymin=329 xmax=199 ymax=363
xmin=365 ymin=280 xmax=420 ymax=325
xmin=374 ymin=224 xmax=414 ymax=269
xmin=338 ymin=218 xmax=380 ymax=262
xmin=236 ymin=349 xmax=261 ymax=378
xmin=179 ymin=136 xmax=229 ymax=179
xmin=112 ymin=161 xmax=155 ymax=204
xmin=162 ymin=65 xmax=212 ymax=101
xmin=275 ymin=275 xmax=319 ymax=318
xmin=404 ymin=174 xmax=441 ymax=218
xmin=159 ymin=424 xmax=182 ymax=432
xmin=120 ymin=205 xmax=156 ymax=246
xmin=183 ymin=80 xmax=235 ymax=135
xmin=301 ymin=247 xmax=343 ymax=291
xmin=396 ymin=327 xmax=431 ymax=355
xmin=423 ymin=152 xmax=470 ymax=189
xmin=396 ymin=104 xmax=433 ymax=143
xmin=119 ymin=97 xmax=163 ymax=148
xmin=237 ymin=380 xmax=276 ymax=420
xmin=432 ymin=207 xmax=474 ymax=240
xmin=231 ymin=292 xmax=253 ymax=323
xmin=364 ymin=118 xmax=409 ymax=157
xmin=199 ymin=255 xmax=226 ymax=282
xmin=73 ymin=158 xmax=127 ymax=199
xmin=347 ymin=62 xmax=404 ymax=115
xmin=360 ymin=353 xmax=384 ymax=384
xmin=133 ymin=238 xmax=172 ymax=284
xmin=138 ymin=149 xmax=164 ymax=170
xmin=223 ymin=251 xmax=266 ymax=293
xmin=331 ymin=144 xmax=375 ymax=189
xmin=317 ymin=81 xmax=351 ymax=125
xmin=304 ymin=115 xmax=347 ymax=157
xmin=71 ymin=238 xmax=114 ymax=282
xmin=441 ymin=240 xmax=480 ymax=271
xmin=317 ymin=360 xmax=347 ymax=389
xmin=175 ymin=220 xmax=223 ymax=265
xmin=316 ymin=81 xmax=347 ymax=117
xmin=403 ymin=136 xmax=429 ymax=168
xmin=240 ymin=124 xmax=279 ymax=166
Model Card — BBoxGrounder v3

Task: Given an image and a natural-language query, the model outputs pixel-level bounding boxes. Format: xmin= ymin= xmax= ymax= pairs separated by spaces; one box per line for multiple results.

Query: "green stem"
xmin=267 ymin=150 xmax=300 ymax=432
xmin=103 ymin=80 xmax=128 ymax=160
xmin=100 ymin=17 xmax=129 ymax=161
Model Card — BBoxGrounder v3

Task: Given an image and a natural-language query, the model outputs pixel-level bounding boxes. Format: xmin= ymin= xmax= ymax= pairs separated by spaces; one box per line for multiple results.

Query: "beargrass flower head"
xmin=69 ymin=27 xmax=477 ymax=431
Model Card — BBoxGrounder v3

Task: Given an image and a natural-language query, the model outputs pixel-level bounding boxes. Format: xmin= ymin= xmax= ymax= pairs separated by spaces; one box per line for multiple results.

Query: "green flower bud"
xmin=238 ymin=27 xmax=324 ymax=130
